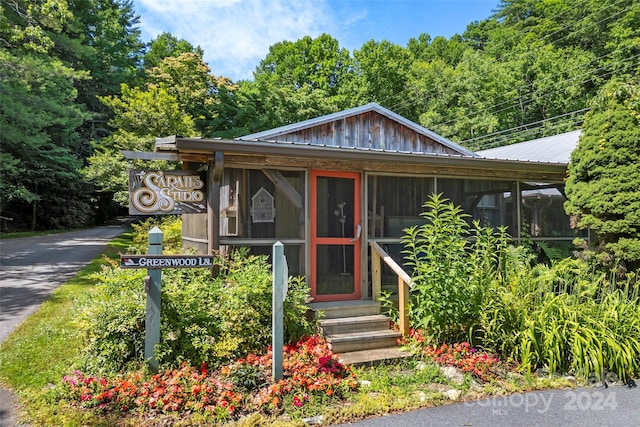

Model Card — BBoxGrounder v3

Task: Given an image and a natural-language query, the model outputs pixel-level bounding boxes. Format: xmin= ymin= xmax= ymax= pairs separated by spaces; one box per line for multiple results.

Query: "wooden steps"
xmin=310 ymin=300 xmax=409 ymax=365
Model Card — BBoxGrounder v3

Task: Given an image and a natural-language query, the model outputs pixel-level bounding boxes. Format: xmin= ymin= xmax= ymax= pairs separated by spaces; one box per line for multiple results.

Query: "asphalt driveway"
xmin=0 ymin=221 xmax=129 ymax=426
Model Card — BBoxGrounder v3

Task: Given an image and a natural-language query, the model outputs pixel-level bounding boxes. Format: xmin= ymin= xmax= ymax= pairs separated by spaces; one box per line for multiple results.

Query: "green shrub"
xmin=75 ymin=259 xmax=147 ymax=374
xmin=131 ymin=216 xmax=183 ymax=253
xmin=77 ymin=250 xmax=316 ymax=375
xmin=395 ymin=193 xmax=509 ymax=344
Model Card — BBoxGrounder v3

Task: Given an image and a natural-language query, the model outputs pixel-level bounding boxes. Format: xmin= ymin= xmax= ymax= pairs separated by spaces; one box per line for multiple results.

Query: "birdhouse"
xmin=251 ymin=187 xmax=275 ymax=223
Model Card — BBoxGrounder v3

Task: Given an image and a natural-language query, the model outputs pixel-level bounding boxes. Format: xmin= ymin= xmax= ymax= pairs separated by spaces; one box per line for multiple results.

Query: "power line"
xmin=438 ymin=54 xmax=640 ymax=141
xmin=466 ymin=111 xmax=589 ymax=151
xmin=379 ymin=0 xmax=635 ymax=142
xmin=392 ymin=0 xmax=632 ymax=127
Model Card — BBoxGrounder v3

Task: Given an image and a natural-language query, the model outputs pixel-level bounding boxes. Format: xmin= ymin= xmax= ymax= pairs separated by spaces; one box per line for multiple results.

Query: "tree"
xmin=0 ymin=51 xmax=93 ymax=229
xmin=0 ymin=0 xmax=99 ymax=229
xmin=143 ymin=32 xmax=203 ymax=70
xmin=349 ymin=39 xmax=413 ymax=118
xmin=565 ymin=78 xmax=640 ymax=271
xmin=83 ymin=82 xmax=196 ymax=205
xmin=247 ymin=34 xmax=352 ymax=126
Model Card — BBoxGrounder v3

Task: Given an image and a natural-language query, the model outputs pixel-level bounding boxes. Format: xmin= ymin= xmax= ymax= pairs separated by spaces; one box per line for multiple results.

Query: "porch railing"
xmin=369 ymin=241 xmax=414 ymax=337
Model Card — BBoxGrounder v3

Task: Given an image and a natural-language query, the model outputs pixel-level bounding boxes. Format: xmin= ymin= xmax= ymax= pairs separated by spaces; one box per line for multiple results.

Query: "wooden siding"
xmin=182 ymin=212 xmax=208 ymax=253
xmin=267 ymin=111 xmax=460 ymax=155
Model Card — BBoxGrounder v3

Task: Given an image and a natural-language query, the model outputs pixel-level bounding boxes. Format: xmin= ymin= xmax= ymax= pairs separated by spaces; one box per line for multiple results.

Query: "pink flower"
xmin=293 ymin=395 xmax=303 ymax=407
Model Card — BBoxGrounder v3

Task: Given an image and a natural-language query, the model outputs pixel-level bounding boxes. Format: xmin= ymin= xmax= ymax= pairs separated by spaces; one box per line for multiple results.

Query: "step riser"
xmin=329 ymin=336 xmax=400 ymax=353
xmin=321 ymin=320 xmax=391 ymax=335
xmin=319 ymin=306 xmax=380 ymax=319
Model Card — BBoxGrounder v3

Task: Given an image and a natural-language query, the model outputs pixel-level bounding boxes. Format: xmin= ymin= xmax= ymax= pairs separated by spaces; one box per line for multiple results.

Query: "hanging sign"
xmin=128 ymin=169 xmax=206 ymax=215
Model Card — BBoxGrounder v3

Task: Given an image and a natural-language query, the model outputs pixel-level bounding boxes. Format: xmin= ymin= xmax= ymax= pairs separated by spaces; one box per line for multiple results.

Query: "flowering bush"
xmin=60 ymin=364 xmax=242 ymax=419
xmin=225 ymin=335 xmax=357 ymax=410
xmin=407 ymin=330 xmax=500 ymax=382
xmin=58 ymin=335 xmax=357 ymax=419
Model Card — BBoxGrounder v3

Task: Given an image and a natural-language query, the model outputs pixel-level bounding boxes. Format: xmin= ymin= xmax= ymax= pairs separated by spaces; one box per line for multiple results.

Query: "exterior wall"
xmin=182 ymin=213 xmax=208 ymax=253
xmin=262 ymin=112 xmax=461 ymax=155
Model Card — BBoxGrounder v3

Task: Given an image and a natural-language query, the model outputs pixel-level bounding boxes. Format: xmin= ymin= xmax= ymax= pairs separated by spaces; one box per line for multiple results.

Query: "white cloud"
xmin=135 ymin=0 xmax=335 ymax=81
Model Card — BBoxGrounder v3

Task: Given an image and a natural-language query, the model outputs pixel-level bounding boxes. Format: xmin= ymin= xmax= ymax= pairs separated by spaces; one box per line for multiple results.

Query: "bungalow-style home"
xmin=153 ymin=103 xmax=583 ymax=362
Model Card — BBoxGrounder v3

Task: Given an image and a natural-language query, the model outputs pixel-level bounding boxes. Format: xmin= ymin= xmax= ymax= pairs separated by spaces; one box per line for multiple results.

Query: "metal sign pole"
xmin=145 ymin=226 xmax=163 ymax=373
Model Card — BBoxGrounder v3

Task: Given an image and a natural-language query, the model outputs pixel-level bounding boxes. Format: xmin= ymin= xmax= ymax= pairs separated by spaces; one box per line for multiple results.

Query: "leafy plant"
xmin=131 ymin=216 xmax=184 ymax=253
xmin=396 ymin=193 xmax=508 ymax=343
xmin=475 ymin=249 xmax=640 ymax=381
xmin=77 ymin=246 xmax=316 ymax=375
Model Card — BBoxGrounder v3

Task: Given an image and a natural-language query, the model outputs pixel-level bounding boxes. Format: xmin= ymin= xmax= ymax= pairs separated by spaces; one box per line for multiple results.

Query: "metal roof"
xmin=238 ymin=102 xmax=479 ymax=158
xmin=169 ymin=136 xmax=567 ymax=181
xmin=477 ymin=130 xmax=581 ymax=164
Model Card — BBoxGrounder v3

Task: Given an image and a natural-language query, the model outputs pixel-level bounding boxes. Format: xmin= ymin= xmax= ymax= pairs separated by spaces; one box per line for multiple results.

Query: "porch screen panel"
xmin=220 ymin=168 xmax=305 ymax=239
xmin=520 ymin=182 xmax=587 ymax=234
xmin=438 ymin=178 xmax=517 ymax=233
xmin=227 ymin=244 xmax=305 ymax=277
xmin=367 ymin=176 xmax=435 ymax=238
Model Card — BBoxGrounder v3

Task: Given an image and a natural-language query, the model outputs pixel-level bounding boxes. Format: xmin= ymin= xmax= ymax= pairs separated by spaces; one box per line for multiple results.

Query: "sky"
xmin=132 ymin=0 xmax=501 ymax=82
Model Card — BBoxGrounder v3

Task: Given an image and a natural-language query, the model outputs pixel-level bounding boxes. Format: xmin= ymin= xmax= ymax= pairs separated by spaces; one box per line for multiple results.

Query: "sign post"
xmin=272 ymin=241 xmax=288 ymax=381
xmin=120 ymin=231 xmax=216 ymax=373
xmin=145 ymin=226 xmax=163 ymax=373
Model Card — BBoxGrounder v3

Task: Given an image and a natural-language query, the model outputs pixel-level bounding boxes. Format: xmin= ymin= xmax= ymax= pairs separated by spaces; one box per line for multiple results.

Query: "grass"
xmin=0 ymin=227 xmax=574 ymax=426
xmin=0 ymin=229 xmax=134 ymax=425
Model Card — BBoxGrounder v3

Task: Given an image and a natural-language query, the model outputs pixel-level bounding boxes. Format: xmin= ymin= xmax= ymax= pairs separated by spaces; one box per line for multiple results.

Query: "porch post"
xmin=207 ymin=151 xmax=224 ymax=257
xmin=207 ymin=151 xmax=224 ymax=277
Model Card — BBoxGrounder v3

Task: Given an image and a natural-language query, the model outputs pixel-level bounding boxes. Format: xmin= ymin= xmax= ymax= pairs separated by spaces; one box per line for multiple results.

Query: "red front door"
xmin=310 ymin=170 xmax=361 ymax=302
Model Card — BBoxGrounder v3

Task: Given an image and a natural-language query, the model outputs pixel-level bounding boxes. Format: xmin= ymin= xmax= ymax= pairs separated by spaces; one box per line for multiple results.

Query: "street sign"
xmin=120 ymin=254 xmax=214 ymax=269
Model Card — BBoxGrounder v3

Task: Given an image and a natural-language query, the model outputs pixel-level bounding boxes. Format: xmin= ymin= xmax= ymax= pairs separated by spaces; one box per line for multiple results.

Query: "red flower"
xmin=293 ymin=395 xmax=303 ymax=407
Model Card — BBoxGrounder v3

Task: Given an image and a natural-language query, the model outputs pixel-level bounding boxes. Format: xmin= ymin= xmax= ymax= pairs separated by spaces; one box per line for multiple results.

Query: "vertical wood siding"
xmin=272 ymin=112 xmax=459 ymax=155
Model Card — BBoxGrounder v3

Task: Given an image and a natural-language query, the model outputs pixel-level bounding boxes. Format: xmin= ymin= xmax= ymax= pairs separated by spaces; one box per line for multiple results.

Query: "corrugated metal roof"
xmin=172 ymin=136 xmax=568 ymax=182
xmin=237 ymin=102 xmax=479 ymax=158
xmin=477 ymin=130 xmax=581 ymax=164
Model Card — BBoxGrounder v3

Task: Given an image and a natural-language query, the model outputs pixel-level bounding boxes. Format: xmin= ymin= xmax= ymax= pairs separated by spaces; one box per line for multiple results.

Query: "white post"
xmin=272 ymin=241 xmax=286 ymax=381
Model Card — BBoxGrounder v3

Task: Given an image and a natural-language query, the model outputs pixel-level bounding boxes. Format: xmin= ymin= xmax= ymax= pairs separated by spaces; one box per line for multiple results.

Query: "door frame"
xmin=310 ymin=170 xmax=361 ymax=302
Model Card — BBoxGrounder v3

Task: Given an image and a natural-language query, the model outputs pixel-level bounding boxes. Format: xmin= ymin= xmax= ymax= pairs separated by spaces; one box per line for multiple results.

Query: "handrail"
xmin=369 ymin=241 xmax=413 ymax=337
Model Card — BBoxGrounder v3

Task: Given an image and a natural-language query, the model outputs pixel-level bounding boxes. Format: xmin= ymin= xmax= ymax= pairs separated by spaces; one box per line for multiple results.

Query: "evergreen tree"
xmin=0 ymin=0 xmax=95 ymax=229
xmin=565 ymin=78 xmax=640 ymax=271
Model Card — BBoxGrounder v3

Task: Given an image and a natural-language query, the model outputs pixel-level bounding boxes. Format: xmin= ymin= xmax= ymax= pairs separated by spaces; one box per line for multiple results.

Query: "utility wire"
xmin=379 ymin=0 xmax=635 ymax=142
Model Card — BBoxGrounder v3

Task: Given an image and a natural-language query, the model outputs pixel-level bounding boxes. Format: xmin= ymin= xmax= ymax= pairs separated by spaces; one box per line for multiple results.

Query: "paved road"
xmin=0 ymin=221 xmax=129 ymax=427
xmin=335 ymin=383 xmax=640 ymax=427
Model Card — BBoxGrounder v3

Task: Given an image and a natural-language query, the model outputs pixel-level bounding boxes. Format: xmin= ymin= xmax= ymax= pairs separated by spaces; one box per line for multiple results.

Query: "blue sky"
xmin=132 ymin=0 xmax=500 ymax=81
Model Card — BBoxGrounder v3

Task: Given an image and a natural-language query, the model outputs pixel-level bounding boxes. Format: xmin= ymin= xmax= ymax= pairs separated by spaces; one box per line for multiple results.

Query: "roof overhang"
xmin=155 ymin=136 xmax=568 ymax=182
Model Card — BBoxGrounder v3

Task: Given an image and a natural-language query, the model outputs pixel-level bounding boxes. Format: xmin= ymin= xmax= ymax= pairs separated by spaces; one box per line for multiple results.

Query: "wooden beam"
xmin=121 ymin=150 xmax=179 ymax=161
xmin=224 ymin=155 xmax=567 ymax=182
xmin=207 ymin=152 xmax=224 ymax=262
xmin=262 ymin=169 xmax=303 ymax=209
xmin=371 ymin=247 xmax=382 ymax=302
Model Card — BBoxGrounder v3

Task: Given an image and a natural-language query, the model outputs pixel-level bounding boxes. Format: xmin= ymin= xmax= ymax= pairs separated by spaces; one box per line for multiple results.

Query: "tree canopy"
xmin=1 ymin=0 xmax=639 ymax=237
